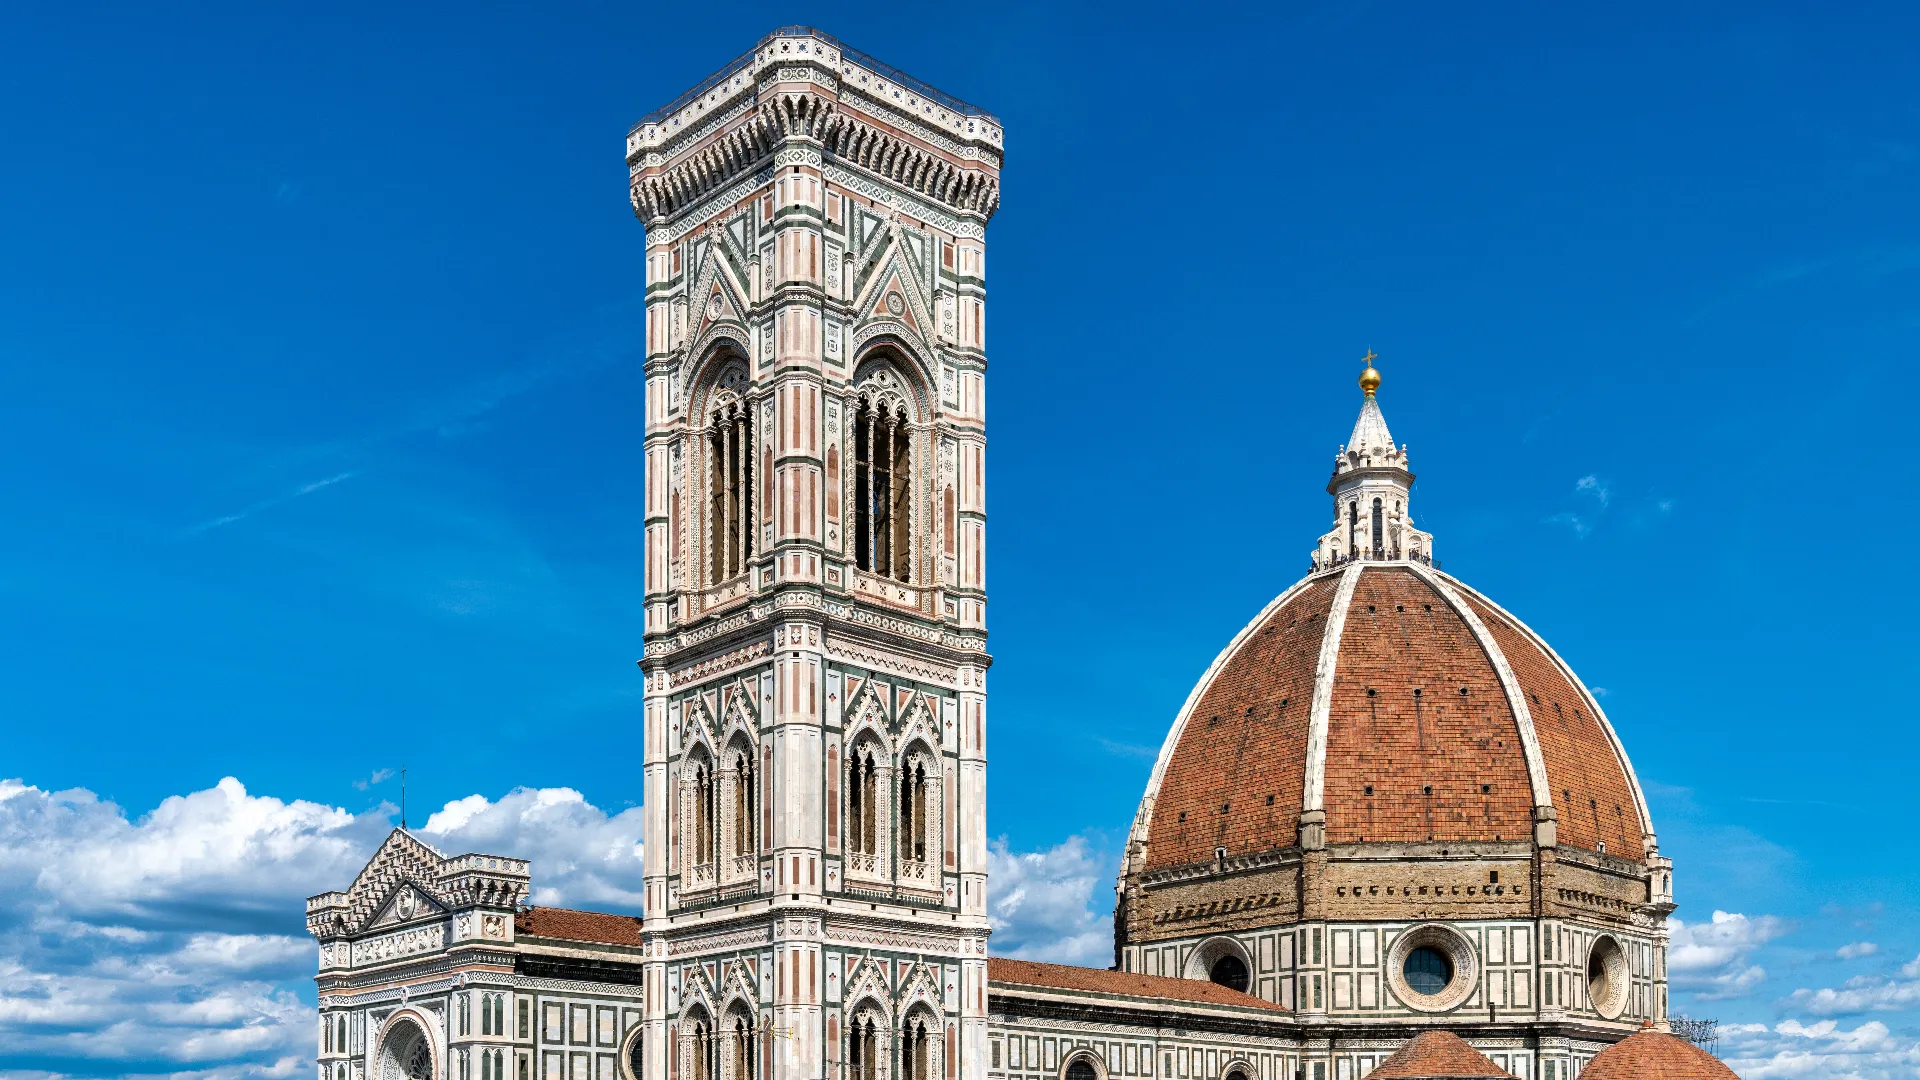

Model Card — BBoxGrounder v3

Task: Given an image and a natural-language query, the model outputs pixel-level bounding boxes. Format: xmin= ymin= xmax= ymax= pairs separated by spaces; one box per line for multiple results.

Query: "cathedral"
xmin=306 ymin=27 xmax=1733 ymax=1080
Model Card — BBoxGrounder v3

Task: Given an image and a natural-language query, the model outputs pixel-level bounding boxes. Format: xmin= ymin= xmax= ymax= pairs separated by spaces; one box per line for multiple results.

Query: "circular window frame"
xmin=1586 ymin=934 xmax=1630 ymax=1020
xmin=1386 ymin=924 xmax=1479 ymax=1013
xmin=620 ymin=1023 xmax=645 ymax=1080
xmin=1182 ymin=935 xmax=1254 ymax=988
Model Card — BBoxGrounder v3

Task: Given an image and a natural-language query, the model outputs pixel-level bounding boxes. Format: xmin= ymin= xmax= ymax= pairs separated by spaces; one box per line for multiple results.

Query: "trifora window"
xmin=707 ymin=387 xmax=755 ymax=584
xmin=853 ymin=384 xmax=912 ymax=582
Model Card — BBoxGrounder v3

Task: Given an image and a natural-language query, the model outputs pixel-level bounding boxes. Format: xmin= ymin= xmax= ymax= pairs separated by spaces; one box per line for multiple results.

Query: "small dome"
xmin=1581 ymin=1029 xmax=1738 ymax=1079
xmin=1129 ymin=562 xmax=1650 ymax=870
xmin=1365 ymin=1031 xmax=1515 ymax=1078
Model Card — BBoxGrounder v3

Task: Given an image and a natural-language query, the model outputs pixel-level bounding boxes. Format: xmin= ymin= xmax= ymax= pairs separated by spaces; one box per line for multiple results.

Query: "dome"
xmin=1128 ymin=560 xmax=1651 ymax=870
xmin=1580 ymin=1029 xmax=1737 ymax=1079
xmin=1364 ymin=1031 xmax=1515 ymax=1078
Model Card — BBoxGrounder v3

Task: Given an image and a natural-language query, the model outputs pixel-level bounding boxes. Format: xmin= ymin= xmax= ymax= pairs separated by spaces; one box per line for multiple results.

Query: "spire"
xmin=1312 ymin=353 xmax=1434 ymax=570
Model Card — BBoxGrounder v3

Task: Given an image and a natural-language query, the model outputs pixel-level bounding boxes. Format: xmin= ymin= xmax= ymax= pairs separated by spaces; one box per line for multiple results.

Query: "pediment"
xmin=340 ymin=829 xmax=449 ymax=932
xmin=367 ymin=879 xmax=450 ymax=928
xmin=855 ymin=257 xmax=929 ymax=340
xmin=690 ymin=243 xmax=751 ymax=343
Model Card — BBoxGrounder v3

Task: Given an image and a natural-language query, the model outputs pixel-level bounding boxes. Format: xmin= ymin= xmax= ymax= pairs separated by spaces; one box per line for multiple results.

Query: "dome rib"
xmin=1412 ymin=564 xmax=1555 ymax=820
xmin=1120 ymin=570 xmax=1340 ymax=879
xmin=1447 ymin=578 xmax=1656 ymax=858
xmin=1300 ymin=563 xmax=1364 ymax=820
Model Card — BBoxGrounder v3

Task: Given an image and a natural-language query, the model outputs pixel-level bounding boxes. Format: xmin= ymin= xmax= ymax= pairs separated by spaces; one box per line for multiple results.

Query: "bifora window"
xmin=1209 ymin=954 xmax=1250 ymax=993
xmin=1404 ymin=946 xmax=1453 ymax=996
xmin=853 ymin=389 xmax=911 ymax=582
xmin=846 ymin=741 xmax=881 ymax=865
xmin=707 ymin=391 xmax=755 ymax=584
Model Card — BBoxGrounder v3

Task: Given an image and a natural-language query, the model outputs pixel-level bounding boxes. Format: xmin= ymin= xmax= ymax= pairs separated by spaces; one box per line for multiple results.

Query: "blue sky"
xmin=2 ymin=1 xmax=1919 ymax=1077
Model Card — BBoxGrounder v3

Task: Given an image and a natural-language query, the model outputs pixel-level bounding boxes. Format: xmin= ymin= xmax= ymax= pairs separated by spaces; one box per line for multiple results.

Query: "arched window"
xmin=854 ymin=390 xmax=912 ymax=582
xmin=847 ymin=742 xmax=881 ymax=866
xmin=1347 ymin=500 xmax=1358 ymax=556
xmin=685 ymin=750 xmax=717 ymax=882
xmin=901 ymin=1013 xmax=933 ymax=1080
xmin=731 ymin=747 xmax=755 ymax=859
xmin=1066 ymin=1060 xmax=1099 ymax=1080
xmin=1209 ymin=954 xmax=1249 ymax=993
xmin=378 ymin=1017 xmax=434 ymax=1080
xmin=847 ymin=1012 xmax=880 ymax=1080
xmin=724 ymin=1010 xmax=755 ymax=1080
xmin=706 ymin=390 xmax=755 ymax=584
xmin=687 ymin=1011 xmax=716 ymax=1080
xmin=898 ymin=759 xmax=928 ymax=865
xmin=1371 ymin=498 xmax=1384 ymax=559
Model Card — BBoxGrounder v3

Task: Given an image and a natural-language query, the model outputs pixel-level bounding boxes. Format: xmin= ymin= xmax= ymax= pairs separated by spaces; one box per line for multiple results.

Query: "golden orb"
xmin=1358 ymin=350 xmax=1381 ymax=395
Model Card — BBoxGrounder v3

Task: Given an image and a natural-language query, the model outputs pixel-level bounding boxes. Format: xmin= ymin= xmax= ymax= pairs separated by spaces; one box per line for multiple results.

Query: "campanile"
xmin=631 ymin=27 xmax=1001 ymax=1080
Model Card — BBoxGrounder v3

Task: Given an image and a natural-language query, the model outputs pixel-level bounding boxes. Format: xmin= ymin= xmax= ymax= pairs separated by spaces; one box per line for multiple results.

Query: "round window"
xmin=1208 ymin=954 xmax=1250 ymax=993
xmin=1587 ymin=935 xmax=1629 ymax=1019
xmin=1403 ymin=946 xmax=1453 ymax=996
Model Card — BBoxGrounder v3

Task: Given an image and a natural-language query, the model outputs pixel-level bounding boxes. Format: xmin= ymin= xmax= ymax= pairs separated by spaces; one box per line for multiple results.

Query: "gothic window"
xmin=720 ymin=736 xmax=757 ymax=885
xmin=847 ymin=1013 xmax=880 ymax=1080
xmin=854 ymin=387 xmax=912 ymax=582
xmin=846 ymin=741 xmax=882 ymax=870
xmin=686 ymin=1011 xmax=716 ymax=1080
xmin=723 ymin=1008 xmax=756 ymax=1080
xmin=894 ymin=744 xmax=940 ymax=886
xmin=460 ymin=993 xmax=472 ymax=1034
xmin=378 ymin=1018 xmax=434 ymax=1080
xmin=900 ymin=1012 xmax=934 ymax=1080
xmin=706 ymin=382 xmax=755 ymax=585
xmin=1371 ymin=498 xmax=1385 ymax=559
xmin=323 ymin=1014 xmax=333 ymax=1054
xmin=684 ymin=748 xmax=718 ymax=885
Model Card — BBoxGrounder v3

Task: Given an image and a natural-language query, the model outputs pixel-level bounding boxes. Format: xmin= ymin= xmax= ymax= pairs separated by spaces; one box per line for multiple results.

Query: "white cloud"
xmin=420 ymin=786 xmax=644 ymax=910
xmin=1722 ymin=1018 xmax=1920 ymax=1079
xmin=0 ymin=776 xmax=1134 ymax=1077
xmin=1838 ymin=942 xmax=1881 ymax=960
xmin=987 ymin=835 xmax=1111 ymax=966
xmin=0 ymin=777 xmax=384 ymax=1076
xmin=1790 ymin=972 xmax=1920 ymax=1016
xmin=0 ymin=776 xmax=645 ymax=1078
xmin=1667 ymin=910 xmax=1790 ymax=999
xmin=1575 ymin=474 xmax=1613 ymax=508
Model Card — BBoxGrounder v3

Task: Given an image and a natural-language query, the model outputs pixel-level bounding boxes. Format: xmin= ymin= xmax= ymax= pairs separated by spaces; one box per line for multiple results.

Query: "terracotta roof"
xmin=1135 ymin=564 xmax=1650 ymax=872
xmin=1143 ymin=574 xmax=1339 ymax=870
xmin=986 ymin=957 xmax=1287 ymax=1013
xmin=1364 ymin=1031 xmax=1516 ymax=1078
xmin=515 ymin=906 xmax=643 ymax=946
xmin=1580 ymin=1029 xmax=1737 ymax=1079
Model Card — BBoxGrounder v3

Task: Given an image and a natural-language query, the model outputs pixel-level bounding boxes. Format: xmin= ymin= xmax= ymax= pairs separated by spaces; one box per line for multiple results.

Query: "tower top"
xmin=1358 ymin=349 xmax=1381 ymax=396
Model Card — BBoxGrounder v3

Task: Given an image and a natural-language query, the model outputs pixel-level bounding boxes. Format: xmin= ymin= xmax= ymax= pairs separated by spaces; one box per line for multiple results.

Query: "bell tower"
xmin=631 ymin=27 xmax=1000 ymax=1080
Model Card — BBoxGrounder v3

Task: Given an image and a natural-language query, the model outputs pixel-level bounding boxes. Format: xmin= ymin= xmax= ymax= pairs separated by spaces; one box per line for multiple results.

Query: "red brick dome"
xmin=1580 ymin=1029 xmax=1737 ymax=1079
xmin=1365 ymin=1030 xmax=1516 ymax=1078
xmin=1128 ymin=562 xmax=1652 ymax=873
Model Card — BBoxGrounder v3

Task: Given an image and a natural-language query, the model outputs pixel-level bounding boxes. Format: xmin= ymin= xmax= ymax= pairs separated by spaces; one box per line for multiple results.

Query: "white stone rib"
xmin=1300 ymin=563 xmax=1364 ymax=816
xmin=1116 ymin=567 xmax=1341 ymax=881
xmin=1439 ymin=573 xmax=1659 ymax=853
xmin=1412 ymin=563 xmax=1554 ymax=814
